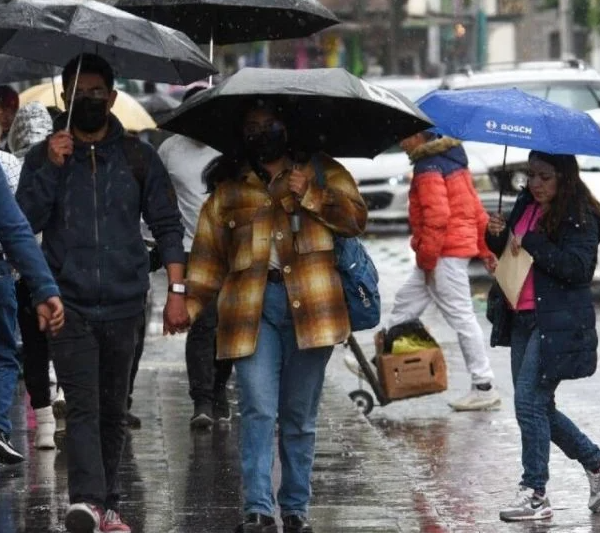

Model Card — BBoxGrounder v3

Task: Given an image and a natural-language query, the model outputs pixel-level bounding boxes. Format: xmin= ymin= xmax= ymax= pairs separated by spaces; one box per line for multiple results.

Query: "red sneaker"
xmin=100 ymin=509 xmax=131 ymax=532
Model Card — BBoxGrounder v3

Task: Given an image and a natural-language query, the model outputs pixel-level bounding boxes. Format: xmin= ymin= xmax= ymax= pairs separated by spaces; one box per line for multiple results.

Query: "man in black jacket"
xmin=16 ymin=54 xmax=189 ymax=533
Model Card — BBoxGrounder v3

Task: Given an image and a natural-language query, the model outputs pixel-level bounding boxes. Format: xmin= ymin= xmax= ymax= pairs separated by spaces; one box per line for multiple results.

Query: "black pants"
xmin=50 ymin=307 xmax=140 ymax=510
xmin=16 ymin=279 xmax=50 ymax=410
xmin=186 ymin=297 xmax=233 ymax=404
xmin=127 ymin=311 xmax=146 ymax=411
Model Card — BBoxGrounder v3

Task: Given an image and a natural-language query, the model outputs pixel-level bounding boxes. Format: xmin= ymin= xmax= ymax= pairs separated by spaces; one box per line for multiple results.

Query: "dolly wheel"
xmin=349 ymin=390 xmax=374 ymax=415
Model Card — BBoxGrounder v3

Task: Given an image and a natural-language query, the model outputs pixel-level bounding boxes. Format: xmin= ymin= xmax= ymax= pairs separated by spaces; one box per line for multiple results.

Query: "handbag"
xmin=486 ymin=280 xmax=512 ymax=347
xmin=312 ymin=156 xmax=381 ymax=331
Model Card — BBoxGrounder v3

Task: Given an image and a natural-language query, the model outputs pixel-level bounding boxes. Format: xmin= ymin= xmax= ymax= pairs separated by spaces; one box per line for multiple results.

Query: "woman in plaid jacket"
xmin=185 ymin=99 xmax=367 ymax=533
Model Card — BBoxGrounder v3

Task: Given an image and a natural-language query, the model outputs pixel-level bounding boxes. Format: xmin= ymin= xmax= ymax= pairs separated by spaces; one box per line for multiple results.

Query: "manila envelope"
xmin=494 ymin=245 xmax=534 ymax=308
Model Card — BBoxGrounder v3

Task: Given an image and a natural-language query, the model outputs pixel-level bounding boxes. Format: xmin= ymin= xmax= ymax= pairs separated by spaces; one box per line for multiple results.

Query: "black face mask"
xmin=244 ymin=128 xmax=287 ymax=163
xmin=71 ymin=97 xmax=108 ymax=133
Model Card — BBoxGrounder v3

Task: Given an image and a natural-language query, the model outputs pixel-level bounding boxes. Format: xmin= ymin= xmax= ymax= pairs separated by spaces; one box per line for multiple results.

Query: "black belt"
xmin=267 ymin=269 xmax=284 ymax=283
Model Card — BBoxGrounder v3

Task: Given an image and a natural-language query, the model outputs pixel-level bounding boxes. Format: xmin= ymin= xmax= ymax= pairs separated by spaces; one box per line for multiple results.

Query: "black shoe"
xmin=190 ymin=401 xmax=213 ymax=429
xmin=213 ymin=387 xmax=231 ymax=423
xmin=124 ymin=411 xmax=141 ymax=429
xmin=235 ymin=513 xmax=277 ymax=533
xmin=282 ymin=515 xmax=314 ymax=533
xmin=0 ymin=431 xmax=24 ymax=464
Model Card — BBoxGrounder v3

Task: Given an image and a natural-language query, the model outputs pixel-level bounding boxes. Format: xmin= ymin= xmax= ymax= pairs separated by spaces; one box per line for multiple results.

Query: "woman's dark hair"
xmin=202 ymin=154 xmax=241 ymax=193
xmin=529 ymin=150 xmax=600 ymax=240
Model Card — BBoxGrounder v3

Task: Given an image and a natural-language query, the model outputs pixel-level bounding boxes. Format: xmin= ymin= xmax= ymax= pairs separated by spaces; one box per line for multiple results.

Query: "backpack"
xmin=312 ymin=156 xmax=381 ymax=332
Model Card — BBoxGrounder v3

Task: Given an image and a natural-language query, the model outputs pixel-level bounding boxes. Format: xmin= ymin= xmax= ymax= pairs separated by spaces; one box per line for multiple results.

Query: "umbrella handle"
xmin=498 ymin=144 xmax=508 ymax=214
xmin=66 ymin=54 xmax=83 ymax=131
xmin=208 ymin=27 xmax=214 ymax=88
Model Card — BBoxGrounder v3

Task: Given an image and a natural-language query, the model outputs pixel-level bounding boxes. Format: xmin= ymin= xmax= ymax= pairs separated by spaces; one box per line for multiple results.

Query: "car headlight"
xmin=511 ymin=171 xmax=528 ymax=191
xmin=389 ymin=172 xmax=412 ymax=186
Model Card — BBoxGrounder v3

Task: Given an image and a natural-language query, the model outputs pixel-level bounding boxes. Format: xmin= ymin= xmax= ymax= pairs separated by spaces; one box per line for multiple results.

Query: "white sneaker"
xmin=448 ymin=384 xmax=501 ymax=411
xmin=586 ymin=469 xmax=600 ymax=512
xmin=34 ymin=406 xmax=56 ymax=449
xmin=48 ymin=361 xmax=59 ymax=403
xmin=343 ymin=353 xmax=377 ymax=379
xmin=65 ymin=502 xmax=102 ymax=533
xmin=499 ymin=486 xmax=552 ymax=522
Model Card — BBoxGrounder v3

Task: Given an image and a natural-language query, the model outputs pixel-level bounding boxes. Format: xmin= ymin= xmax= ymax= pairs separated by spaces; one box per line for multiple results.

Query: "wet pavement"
xmin=4 ymin=233 xmax=600 ymax=532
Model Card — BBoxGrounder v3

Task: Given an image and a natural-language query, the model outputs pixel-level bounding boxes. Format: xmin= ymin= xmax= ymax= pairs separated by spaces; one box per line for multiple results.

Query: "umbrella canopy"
xmin=417 ymin=87 xmax=600 ymax=156
xmin=20 ymin=82 xmax=157 ymax=131
xmin=159 ymin=67 xmax=433 ymax=158
xmin=106 ymin=0 xmax=339 ymax=45
xmin=0 ymin=0 xmax=217 ymax=84
xmin=136 ymin=92 xmax=181 ymax=121
xmin=0 ymin=54 xmax=59 ymax=82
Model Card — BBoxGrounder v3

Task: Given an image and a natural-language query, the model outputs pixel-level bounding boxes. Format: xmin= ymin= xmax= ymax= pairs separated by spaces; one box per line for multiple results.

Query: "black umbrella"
xmin=136 ymin=92 xmax=182 ymax=121
xmin=0 ymin=54 xmax=59 ymax=82
xmin=0 ymin=0 xmax=217 ymax=85
xmin=107 ymin=0 xmax=339 ymax=46
xmin=159 ymin=67 xmax=434 ymax=158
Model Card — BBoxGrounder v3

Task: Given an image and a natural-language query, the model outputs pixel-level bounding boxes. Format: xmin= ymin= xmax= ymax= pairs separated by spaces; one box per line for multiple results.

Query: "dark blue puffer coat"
xmin=486 ymin=189 xmax=599 ymax=383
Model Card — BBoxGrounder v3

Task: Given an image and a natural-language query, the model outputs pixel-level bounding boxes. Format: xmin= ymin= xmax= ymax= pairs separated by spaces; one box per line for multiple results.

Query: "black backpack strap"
xmin=122 ymin=133 xmax=150 ymax=191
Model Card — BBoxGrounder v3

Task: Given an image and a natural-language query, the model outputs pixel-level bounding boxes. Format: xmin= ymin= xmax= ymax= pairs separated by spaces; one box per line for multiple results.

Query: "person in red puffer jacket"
xmin=389 ymin=132 xmax=501 ymax=411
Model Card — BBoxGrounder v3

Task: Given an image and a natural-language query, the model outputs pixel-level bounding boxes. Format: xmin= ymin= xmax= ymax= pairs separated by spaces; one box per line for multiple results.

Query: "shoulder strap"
xmin=311 ymin=154 xmax=326 ymax=189
xmin=122 ymin=134 xmax=149 ymax=189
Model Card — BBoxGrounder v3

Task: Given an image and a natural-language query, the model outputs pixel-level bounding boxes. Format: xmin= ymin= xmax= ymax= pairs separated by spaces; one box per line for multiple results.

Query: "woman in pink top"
xmin=485 ymin=151 xmax=600 ymax=523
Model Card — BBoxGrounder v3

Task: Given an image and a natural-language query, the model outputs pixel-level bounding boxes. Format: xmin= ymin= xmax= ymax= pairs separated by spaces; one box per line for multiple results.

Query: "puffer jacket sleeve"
xmin=299 ymin=154 xmax=367 ymax=237
xmin=185 ymin=194 xmax=228 ymax=323
xmin=413 ymin=167 xmax=450 ymax=271
xmin=522 ymin=212 xmax=599 ymax=285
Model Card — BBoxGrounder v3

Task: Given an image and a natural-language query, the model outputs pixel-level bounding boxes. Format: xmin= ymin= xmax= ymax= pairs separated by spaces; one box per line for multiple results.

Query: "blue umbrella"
xmin=417 ymin=87 xmax=600 ymax=210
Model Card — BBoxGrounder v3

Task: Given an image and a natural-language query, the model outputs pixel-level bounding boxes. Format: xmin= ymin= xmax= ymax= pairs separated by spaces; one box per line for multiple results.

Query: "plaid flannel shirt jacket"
xmin=186 ymin=153 xmax=367 ymax=360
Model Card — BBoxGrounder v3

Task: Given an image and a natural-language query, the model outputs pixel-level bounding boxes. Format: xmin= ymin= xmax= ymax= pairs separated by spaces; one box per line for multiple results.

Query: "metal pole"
xmin=558 ymin=0 xmax=573 ymax=59
xmin=388 ymin=0 xmax=400 ymax=74
xmin=208 ymin=27 xmax=214 ymax=87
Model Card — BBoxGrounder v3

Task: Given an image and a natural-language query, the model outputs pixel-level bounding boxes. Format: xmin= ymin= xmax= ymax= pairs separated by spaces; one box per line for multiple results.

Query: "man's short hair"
xmin=0 ymin=86 xmax=19 ymax=110
xmin=62 ymin=54 xmax=115 ymax=93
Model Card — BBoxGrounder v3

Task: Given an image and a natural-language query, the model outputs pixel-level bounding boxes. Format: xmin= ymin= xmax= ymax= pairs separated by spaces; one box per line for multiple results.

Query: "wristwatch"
xmin=168 ymin=282 xmax=186 ymax=295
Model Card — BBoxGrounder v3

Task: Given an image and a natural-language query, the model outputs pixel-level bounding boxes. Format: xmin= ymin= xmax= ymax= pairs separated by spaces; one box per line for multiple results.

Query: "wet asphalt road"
xmin=4 ymin=232 xmax=600 ymax=533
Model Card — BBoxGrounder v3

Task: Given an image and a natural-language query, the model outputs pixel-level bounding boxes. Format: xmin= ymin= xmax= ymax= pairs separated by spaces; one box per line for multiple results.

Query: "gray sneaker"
xmin=499 ymin=486 xmax=552 ymax=522
xmin=586 ymin=469 xmax=600 ymax=512
xmin=0 ymin=431 xmax=24 ymax=464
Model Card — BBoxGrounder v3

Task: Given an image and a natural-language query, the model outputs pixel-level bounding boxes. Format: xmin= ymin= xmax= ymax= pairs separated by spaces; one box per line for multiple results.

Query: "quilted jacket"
xmin=486 ymin=189 xmax=599 ymax=383
xmin=407 ymin=137 xmax=492 ymax=271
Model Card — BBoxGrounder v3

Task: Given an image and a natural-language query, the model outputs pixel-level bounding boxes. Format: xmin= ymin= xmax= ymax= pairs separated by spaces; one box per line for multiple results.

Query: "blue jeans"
xmin=0 ymin=261 xmax=17 ymax=437
xmin=511 ymin=312 xmax=600 ymax=492
xmin=234 ymin=281 xmax=333 ymax=517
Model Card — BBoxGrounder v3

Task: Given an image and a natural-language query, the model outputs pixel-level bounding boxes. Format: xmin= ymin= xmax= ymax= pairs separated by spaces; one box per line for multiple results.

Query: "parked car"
xmin=441 ymin=59 xmax=600 ymax=112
